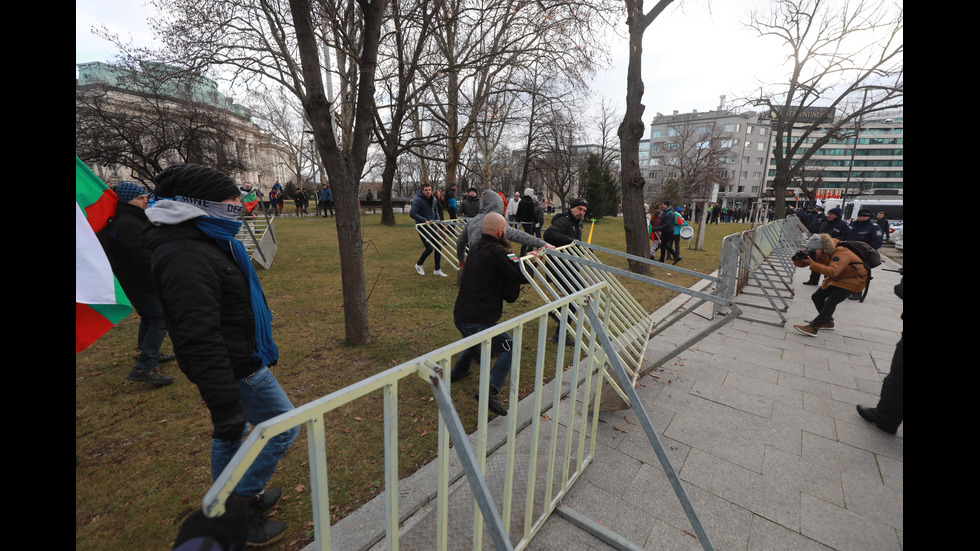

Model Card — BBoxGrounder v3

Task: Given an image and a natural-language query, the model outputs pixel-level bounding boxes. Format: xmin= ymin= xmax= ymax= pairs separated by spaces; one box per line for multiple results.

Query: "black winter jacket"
xmin=543 ymin=211 xmax=582 ymax=246
xmin=102 ymin=202 xmax=154 ymax=294
xmin=144 ymin=221 xmax=261 ymax=429
xmin=454 ymin=234 xmax=527 ymax=324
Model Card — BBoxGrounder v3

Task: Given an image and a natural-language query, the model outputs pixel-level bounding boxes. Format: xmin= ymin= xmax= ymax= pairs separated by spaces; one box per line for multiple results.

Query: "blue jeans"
xmin=450 ymin=318 xmax=513 ymax=390
xmin=211 ymin=366 xmax=299 ymax=497
xmin=128 ymin=292 xmax=168 ymax=371
xmin=416 ymin=233 xmax=441 ymax=270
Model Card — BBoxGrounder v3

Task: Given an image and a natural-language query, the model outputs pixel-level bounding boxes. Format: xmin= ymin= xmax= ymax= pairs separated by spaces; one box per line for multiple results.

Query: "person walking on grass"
xmin=410 ymin=183 xmax=447 ymax=277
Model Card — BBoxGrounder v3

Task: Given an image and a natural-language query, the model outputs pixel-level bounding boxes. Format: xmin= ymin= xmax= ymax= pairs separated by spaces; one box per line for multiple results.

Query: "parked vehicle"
xmin=892 ymin=225 xmax=903 ymax=250
xmin=842 ymin=196 xmax=903 ymax=226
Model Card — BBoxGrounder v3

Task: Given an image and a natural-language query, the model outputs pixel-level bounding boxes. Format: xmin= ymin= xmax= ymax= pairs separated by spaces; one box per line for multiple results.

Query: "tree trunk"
xmin=618 ymin=16 xmax=651 ymax=275
xmin=379 ymin=156 xmax=397 ymax=225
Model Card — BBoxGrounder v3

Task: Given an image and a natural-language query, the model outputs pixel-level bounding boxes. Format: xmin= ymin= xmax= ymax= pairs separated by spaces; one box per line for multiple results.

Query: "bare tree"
xmin=533 ymin=105 xmax=583 ymax=209
xmin=372 ymin=0 xmax=442 ymax=224
xmin=76 ymin=57 xmax=249 ymax=184
xmin=246 ymin=85 xmax=313 ymax=185
xmin=618 ymin=0 xmax=677 ymax=274
xmin=148 ymin=0 xmax=388 ymax=345
xmin=658 ymin=116 xmax=733 ymax=249
xmin=745 ymin=0 xmax=903 ymax=218
xmin=427 ymin=0 xmax=615 ymax=190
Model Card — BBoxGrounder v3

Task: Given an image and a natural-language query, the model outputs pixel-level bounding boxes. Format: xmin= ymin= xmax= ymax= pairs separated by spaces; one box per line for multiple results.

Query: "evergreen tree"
xmin=581 ymin=153 xmax=620 ymax=218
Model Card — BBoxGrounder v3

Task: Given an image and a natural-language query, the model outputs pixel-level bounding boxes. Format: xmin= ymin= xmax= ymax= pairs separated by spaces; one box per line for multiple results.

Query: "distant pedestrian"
xmin=319 ymin=184 xmax=333 ymax=217
xmin=506 ymin=191 xmax=520 ymax=223
xmin=876 ymin=211 xmax=891 ymax=242
xmin=410 ymin=183 xmax=447 ymax=277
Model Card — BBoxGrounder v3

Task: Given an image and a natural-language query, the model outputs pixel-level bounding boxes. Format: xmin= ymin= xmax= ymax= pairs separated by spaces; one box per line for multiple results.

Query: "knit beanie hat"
xmin=804 ymin=233 xmax=823 ymax=250
xmin=153 ymin=164 xmax=239 ymax=202
xmin=114 ymin=182 xmax=147 ymax=203
xmin=524 ymin=188 xmax=535 ymax=198
xmin=570 ymin=197 xmax=588 ymax=209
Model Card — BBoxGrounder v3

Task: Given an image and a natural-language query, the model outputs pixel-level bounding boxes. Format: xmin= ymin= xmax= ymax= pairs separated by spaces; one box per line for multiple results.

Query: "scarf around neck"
xmin=194 ymin=216 xmax=279 ymax=367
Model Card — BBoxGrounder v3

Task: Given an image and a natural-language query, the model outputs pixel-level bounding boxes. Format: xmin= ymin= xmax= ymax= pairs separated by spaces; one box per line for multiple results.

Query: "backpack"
xmin=838 ymin=240 xmax=881 ymax=302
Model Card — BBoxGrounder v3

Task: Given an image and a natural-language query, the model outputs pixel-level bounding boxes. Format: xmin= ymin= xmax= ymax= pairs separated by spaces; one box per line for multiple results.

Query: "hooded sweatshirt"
xmin=456 ymin=189 xmax=547 ymax=263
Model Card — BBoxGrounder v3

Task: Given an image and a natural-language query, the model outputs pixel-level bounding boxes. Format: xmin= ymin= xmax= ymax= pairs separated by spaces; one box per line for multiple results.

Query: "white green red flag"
xmin=242 ymin=190 xmax=259 ymax=213
xmin=76 ymin=157 xmax=132 ymax=352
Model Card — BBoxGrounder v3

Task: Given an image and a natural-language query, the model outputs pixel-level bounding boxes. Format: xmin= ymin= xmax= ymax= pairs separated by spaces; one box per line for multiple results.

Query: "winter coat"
xmin=409 ymin=189 xmax=441 ymax=223
xmin=453 ymin=233 xmax=528 ymax=325
xmin=460 ymin=194 xmax=481 ymax=217
xmin=543 ymin=210 xmax=583 ymax=246
xmin=101 ymin=201 xmax=154 ymax=294
xmin=144 ymin=207 xmax=263 ymax=433
xmin=806 ymin=234 xmax=868 ymax=294
xmin=847 ymin=218 xmax=884 ymax=250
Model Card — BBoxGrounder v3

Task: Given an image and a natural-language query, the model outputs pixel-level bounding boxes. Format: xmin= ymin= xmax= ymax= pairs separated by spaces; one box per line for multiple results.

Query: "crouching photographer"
xmin=792 ymin=233 xmax=868 ymax=336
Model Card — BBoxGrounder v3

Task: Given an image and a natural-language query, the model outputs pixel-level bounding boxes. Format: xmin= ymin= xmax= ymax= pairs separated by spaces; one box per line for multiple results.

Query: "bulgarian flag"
xmin=76 ymin=157 xmax=132 ymax=352
xmin=242 ymin=189 xmax=259 ymax=213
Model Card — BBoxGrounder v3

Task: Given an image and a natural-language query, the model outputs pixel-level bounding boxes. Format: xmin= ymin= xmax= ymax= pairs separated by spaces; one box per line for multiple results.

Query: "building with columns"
xmin=76 ymin=61 xmax=291 ymax=194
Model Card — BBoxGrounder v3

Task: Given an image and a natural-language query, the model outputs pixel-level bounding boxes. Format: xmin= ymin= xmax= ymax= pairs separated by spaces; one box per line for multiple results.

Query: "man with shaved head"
xmin=449 ymin=212 xmax=532 ymax=416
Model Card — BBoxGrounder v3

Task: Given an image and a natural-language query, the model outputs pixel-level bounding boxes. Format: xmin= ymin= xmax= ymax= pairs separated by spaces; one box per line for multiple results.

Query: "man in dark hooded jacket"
xmin=144 ymin=164 xmax=298 ymax=547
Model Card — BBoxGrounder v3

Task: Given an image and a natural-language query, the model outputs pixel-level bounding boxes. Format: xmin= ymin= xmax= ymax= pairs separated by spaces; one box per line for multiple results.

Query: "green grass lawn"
xmin=75 ymin=213 xmax=748 ymax=550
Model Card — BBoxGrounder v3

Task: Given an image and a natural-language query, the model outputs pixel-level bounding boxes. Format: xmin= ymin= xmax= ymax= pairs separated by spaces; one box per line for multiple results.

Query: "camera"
xmin=792 ymin=249 xmax=816 ymax=262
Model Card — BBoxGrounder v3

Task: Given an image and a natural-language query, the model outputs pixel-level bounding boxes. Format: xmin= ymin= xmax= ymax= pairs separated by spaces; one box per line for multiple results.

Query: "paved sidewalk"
xmin=529 ymin=257 xmax=904 ymax=551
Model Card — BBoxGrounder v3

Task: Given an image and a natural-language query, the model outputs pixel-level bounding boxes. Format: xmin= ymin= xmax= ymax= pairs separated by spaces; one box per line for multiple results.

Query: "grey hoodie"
xmin=456 ymin=190 xmax=546 ymax=262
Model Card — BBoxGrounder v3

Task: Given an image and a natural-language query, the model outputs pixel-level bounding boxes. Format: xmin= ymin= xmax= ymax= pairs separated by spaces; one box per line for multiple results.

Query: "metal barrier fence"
xmin=714 ymin=216 xmax=809 ymax=325
xmin=237 ymin=202 xmax=278 ymax=269
xmin=417 ymin=221 xmax=742 ymax=406
xmin=201 ymin=282 xmax=717 ymax=550
xmin=202 ymin=285 xmax=608 ymax=549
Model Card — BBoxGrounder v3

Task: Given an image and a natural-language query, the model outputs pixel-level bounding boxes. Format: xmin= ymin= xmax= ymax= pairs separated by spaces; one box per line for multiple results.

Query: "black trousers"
xmin=810 ymin=285 xmax=853 ymax=326
xmin=875 ymin=336 xmax=903 ymax=430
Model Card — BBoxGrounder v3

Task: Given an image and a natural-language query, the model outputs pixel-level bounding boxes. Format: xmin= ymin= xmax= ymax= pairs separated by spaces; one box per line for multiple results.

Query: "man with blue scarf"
xmin=144 ymin=164 xmax=298 ymax=547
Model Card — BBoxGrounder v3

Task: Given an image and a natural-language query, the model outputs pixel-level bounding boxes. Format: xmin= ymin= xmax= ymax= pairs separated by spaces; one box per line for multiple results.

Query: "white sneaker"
xmin=415 ymin=264 xmax=425 ymax=275
xmin=433 ymin=269 xmax=448 ymax=277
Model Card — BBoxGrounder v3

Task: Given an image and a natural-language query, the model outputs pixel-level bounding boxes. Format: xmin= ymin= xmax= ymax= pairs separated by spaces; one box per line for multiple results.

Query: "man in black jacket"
xmin=145 ymin=164 xmax=298 ymax=547
xmin=449 ymin=213 xmax=531 ymax=416
xmin=102 ymin=182 xmax=175 ymax=386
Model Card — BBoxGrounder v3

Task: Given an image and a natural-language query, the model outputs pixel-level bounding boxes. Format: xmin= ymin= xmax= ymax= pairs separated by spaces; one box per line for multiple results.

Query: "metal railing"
xmin=715 ymin=216 xmax=809 ymax=325
xmin=202 ymin=281 xmax=717 ymax=550
xmin=417 ymin=221 xmax=743 ymax=405
xmin=204 ymin=285 xmax=616 ymax=550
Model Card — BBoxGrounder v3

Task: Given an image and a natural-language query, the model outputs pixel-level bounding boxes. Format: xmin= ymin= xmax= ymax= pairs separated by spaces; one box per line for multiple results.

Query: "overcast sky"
xmin=76 ymin=0 xmax=796 ymax=137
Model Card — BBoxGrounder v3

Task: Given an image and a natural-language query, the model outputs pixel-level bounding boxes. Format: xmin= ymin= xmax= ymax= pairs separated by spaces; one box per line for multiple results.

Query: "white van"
xmin=842 ymin=196 xmax=903 ymax=226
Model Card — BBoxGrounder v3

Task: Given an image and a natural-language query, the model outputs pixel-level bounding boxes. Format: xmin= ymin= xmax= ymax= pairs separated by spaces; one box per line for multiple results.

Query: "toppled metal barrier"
xmin=715 ymin=217 xmax=809 ymax=326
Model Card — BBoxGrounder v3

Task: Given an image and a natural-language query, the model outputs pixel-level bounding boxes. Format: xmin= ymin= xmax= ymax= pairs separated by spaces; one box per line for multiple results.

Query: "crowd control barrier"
xmin=201 ymin=282 xmax=718 ymax=550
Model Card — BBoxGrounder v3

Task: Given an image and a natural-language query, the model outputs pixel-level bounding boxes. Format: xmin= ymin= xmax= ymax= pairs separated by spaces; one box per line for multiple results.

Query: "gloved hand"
xmin=212 ymin=411 xmax=246 ymax=443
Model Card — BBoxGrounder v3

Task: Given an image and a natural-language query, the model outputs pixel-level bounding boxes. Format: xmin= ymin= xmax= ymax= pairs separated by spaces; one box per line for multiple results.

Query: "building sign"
xmin=815 ymin=189 xmax=843 ymax=199
xmin=763 ymin=106 xmax=836 ymax=123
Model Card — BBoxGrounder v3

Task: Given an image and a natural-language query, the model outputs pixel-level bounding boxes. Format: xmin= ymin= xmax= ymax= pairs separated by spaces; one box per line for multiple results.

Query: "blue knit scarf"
xmin=194 ymin=216 xmax=279 ymax=367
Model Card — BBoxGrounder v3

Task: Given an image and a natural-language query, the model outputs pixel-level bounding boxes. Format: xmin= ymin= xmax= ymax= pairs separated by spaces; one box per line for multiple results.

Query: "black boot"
xmin=474 ymin=385 xmax=508 ymax=416
xmin=229 ymin=493 xmax=287 ymax=547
